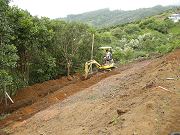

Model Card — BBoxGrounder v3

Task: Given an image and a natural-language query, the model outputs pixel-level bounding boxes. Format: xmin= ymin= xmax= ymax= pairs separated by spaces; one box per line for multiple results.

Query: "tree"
xmin=0 ymin=0 xmax=18 ymax=101
xmin=54 ymin=22 xmax=91 ymax=76
xmin=28 ymin=17 xmax=56 ymax=84
xmin=8 ymin=7 xmax=34 ymax=84
xmin=124 ymin=24 xmax=141 ymax=34
xmin=111 ymin=27 xmax=126 ymax=39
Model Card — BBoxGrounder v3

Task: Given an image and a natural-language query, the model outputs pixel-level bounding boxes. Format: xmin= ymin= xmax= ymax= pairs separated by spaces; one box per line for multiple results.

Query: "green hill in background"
xmin=96 ymin=7 xmax=180 ymax=64
xmin=61 ymin=5 xmax=179 ymax=27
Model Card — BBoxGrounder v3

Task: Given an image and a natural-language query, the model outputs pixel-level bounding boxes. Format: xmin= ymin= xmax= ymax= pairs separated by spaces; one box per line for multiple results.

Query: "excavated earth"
xmin=0 ymin=49 xmax=180 ymax=135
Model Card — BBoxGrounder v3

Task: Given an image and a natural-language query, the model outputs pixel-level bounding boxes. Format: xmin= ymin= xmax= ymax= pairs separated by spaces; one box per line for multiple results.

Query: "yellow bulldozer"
xmin=84 ymin=46 xmax=115 ymax=79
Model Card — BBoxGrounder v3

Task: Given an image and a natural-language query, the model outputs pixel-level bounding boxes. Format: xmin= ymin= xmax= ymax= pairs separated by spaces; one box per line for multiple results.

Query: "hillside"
xmin=62 ymin=5 xmax=178 ymax=27
xmin=1 ymin=1 xmax=180 ymax=104
xmin=1 ymin=1 xmax=180 ymax=134
xmin=95 ymin=7 xmax=180 ymax=65
xmin=1 ymin=49 xmax=180 ymax=135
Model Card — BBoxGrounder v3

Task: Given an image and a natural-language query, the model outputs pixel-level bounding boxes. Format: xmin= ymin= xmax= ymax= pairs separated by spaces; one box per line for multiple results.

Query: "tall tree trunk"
xmin=24 ymin=50 xmax=30 ymax=84
xmin=17 ymin=48 xmax=29 ymax=84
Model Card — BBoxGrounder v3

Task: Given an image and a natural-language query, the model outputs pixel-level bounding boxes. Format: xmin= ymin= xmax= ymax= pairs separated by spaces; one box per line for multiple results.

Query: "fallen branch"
xmin=166 ymin=77 xmax=175 ymax=80
xmin=158 ymin=86 xmax=175 ymax=94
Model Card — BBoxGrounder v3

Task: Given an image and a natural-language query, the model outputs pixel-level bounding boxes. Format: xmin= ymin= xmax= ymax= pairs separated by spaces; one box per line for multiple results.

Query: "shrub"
xmin=133 ymin=51 xmax=147 ymax=59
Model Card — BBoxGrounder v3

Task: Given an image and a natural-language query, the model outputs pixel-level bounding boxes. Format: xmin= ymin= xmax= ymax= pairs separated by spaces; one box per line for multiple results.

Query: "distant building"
xmin=168 ymin=14 xmax=180 ymax=23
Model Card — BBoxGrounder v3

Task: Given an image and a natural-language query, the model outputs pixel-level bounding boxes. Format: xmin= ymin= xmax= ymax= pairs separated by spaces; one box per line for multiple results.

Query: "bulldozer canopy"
xmin=99 ymin=46 xmax=112 ymax=50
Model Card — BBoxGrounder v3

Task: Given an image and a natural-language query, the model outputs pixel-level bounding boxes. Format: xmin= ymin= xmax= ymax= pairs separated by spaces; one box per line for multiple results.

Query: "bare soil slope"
xmin=1 ymin=49 xmax=180 ymax=135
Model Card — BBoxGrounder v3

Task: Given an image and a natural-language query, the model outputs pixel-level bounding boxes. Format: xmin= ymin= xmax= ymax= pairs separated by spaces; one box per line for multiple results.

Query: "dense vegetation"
xmin=0 ymin=0 xmax=102 ymax=101
xmin=99 ymin=9 xmax=180 ymax=64
xmin=63 ymin=6 xmax=177 ymax=27
xmin=0 ymin=0 xmax=180 ymax=102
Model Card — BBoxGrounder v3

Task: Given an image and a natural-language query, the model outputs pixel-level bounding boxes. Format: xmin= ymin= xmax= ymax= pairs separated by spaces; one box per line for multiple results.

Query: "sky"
xmin=10 ymin=0 xmax=180 ymax=18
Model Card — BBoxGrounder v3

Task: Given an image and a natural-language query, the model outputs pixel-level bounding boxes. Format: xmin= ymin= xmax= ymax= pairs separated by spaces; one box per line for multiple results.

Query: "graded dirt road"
xmin=1 ymin=50 xmax=180 ymax=135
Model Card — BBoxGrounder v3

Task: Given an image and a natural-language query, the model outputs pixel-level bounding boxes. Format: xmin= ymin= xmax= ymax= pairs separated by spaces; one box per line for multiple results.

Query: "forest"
xmin=0 ymin=0 xmax=180 ymax=101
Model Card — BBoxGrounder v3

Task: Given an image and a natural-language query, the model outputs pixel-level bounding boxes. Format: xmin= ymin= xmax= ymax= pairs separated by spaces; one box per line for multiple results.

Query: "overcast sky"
xmin=10 ymin=0 xmax=180 ymax=18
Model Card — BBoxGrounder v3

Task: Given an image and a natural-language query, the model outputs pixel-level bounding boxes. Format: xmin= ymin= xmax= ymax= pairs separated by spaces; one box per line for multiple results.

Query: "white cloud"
xmin=10 ymin=0 xmax=180 ymax=18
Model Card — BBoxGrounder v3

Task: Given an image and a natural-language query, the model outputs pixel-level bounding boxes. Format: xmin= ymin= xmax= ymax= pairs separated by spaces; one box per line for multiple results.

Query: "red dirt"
xmin=0 ymin=66 xmax=126 ymax=128
xmin=1 ymin=49 xmax=180 ymax=135
xmin=0 ymin=76 xmax=78 ymax=113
